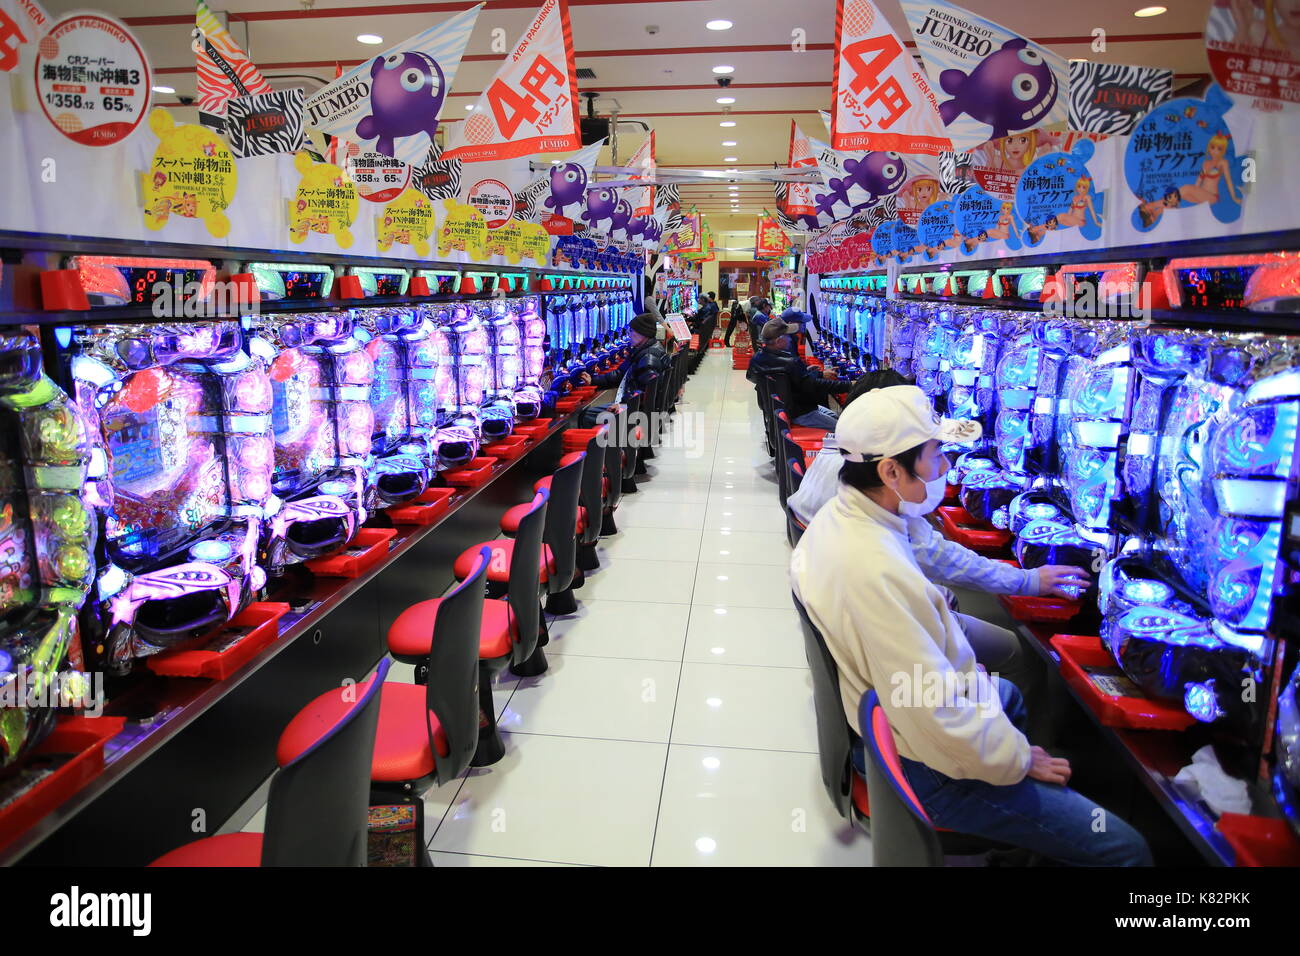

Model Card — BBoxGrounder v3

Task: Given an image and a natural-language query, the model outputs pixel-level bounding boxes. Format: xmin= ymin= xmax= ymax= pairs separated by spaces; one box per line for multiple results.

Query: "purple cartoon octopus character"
xmin=582 ymin=187 xmax=618 ymax=230
xmin=544 ymin=162 xmax=588 ymax=216
xmin=625 ymin=215 xmax=648 ymax=240
xmin=836 ymin=152 xmax=907 ymax=209
xmin=641 ymin=219 xmax=663 ymax=244
xmin=357 ymin=51 xmax=447 ymax=158
xmin=937 ymin=38 xmax=1058 ymax=140
xmin=609 ymin=198 xmax=633 ymax=236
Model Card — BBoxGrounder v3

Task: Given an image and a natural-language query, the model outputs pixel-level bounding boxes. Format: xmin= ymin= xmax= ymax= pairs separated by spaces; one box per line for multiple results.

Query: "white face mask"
xmin=896 ymin=474 xmax=947 ymax=518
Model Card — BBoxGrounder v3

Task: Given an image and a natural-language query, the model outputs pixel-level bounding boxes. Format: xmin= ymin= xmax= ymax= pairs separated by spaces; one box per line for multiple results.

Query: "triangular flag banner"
xmin=780 ymin=121 xmax=836 ymax=233
xmin=194 ymin=0 xmax=273 ymax=130
xmin=831 ymin=0 xmax=949 ymax=154
xmin=0 ymin=0 xmax=50 ymax=73
xmin=513 ymin=139 xmax=602 ymax=234
xmin=323 ymin=63 xmax=344 ymax=166
xmin=442 ymin=0 xmax=581 ymax=161
xmin=305 ymin=3 xmax=482 ymax=165
xmin=623 ymin=130 xmax=656 ymax=219
xmin=900 ymin=0 xmax=1068 ymax=153
xmin=755 ymin=211 xmax=793 ymax=259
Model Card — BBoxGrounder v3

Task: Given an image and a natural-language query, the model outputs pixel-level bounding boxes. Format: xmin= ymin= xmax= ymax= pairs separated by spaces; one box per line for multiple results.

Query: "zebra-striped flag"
xmin=194 ymin=0 xmax=273 ymax=131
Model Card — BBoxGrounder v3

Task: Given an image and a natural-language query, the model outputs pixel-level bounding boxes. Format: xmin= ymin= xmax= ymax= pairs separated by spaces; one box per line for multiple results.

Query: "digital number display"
xmin=1175 ymin=266 xmax=1252 ymax=311
xmin=281 ymin=271 xmax=327 ymax=300
xmin=372 ymin=273 xmax=403 ymax=296
xmin=118 ymin=267 xmax=206 ymax=305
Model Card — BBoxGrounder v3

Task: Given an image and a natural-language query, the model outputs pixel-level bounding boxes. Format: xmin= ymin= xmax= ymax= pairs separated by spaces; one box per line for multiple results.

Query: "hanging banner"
xmin=442 ymin=0 xmax=581 ymax=161
xmin=344 ymin=142 xmax=412 ymax=204
xmin=1067 ymin=61 xmax=1173 ymax=135
xmin=915 ymin=197 xmax=958 ymax=261
xmin=194 ymin=0 xmax=273 ymax=131
xmin=901 ymin=0 xmax=1068 ymax=153
xmin=755 ymin=212 xmax=793 ymax=259
xmin=1205 ymin=0 xmax=1300 ymax=112
xmin=304 ymin=3 xmax=482 ymax=165
xmin=519 ymin=138 xmax=600 ymax=234
xmin=34 ymin=12 xmax=150 ymax=147
xmin=811 ymin=133 xmax=910 ymax=222
xmin=580 ymin=183 xmax=622 ymax=235
xmin=664 ymin=209 xmax=701 ymax=254
xmin=1 ymin=0 xmax=49 ymax=73
xmin=1125 ymin=84 xmax=1248 ymax=234
xmin=141 ymin=109 xmax=236 ymax=238
xmin=623 ymin=130 xmax=656 ymax=218
xmin=412 ymin=140 xmax=462 ymax=202
xmin=953 ymin=185 xmax=1013 ymax=255
xmin=831 ymin=0 xmax=950 ymax=154
xmin=375 ymin=187 xmax=434 ymax=256
xmin=1012 ymin=138 xmax=1104 ymax=247
xmin=780 ymin=120 xmax=831 ymax=231
xmin=223 ymin=88 xmax=306 ymax=158
xmin=287 ymin=151 xmax=359 ymax=248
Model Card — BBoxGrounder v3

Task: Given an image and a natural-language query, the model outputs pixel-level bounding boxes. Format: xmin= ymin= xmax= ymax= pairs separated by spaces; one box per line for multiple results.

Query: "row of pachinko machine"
xmin=815 ymin=252 xmax=1300 ymax=845
xmin=0 ymin=253 xmax=638 ymax=779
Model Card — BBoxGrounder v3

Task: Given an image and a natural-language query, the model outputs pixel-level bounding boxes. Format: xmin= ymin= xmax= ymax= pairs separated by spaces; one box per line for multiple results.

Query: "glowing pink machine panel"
xmin=517 ymin=296 xmax=547 ymax=419
xmin=428 ymin=305 xmax=482 ymax=469
xmin=479 ymin=300 xmax=520 ymax=440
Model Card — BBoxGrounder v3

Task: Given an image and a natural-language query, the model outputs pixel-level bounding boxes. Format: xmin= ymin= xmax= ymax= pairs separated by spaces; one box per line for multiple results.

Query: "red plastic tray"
xmin=0 ymin=715 xmax=126 ymax=853
xmin=943 ymin=482 xmax=960 ymax=503
xmin=562 ymin=426 xmax=606 ymax=452
xmin=442 ymin=456 xmax=497 ymax=487
xmin=555 ymin=397 xmax=583 ymax=413
xmin=145 ymin=602 xmax=291 ymax=680
xmin=568 ymin=386 xmax=598 ymax=399
xmin=484 ymin=435 xmax=530 ymax=460
xmin=936 ymin=505 xmax=1013 ymax=551
xmin=999 ymin=593 xmax=1082 ymax=623
xmin=1050 ymin=634 xmax=1196 ymax=731
xmin=387 ymin=486 xmax=456 ymax=525
xmin=305 ymin=527 xmax=397 ymax=578
xmin=514 ymin=418 xmax=553 ymax=439
xmin=1216 ymin=813 xmax=1300 ymax=867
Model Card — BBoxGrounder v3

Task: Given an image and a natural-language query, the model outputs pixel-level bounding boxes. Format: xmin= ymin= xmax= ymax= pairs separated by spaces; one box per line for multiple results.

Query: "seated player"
xmin=791 ymin=385 xmax=1151 ymax=866
xmin=747 ymin=318 xmax=855 ymax=432
xmin=577 ymin=312 xmax=668 ymax=425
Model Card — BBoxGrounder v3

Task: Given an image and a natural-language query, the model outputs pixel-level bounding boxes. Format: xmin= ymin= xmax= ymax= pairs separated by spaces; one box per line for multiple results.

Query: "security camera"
xmin=716 ymin=76 xmax=732 ymax=88
xmin=645 ymin=24 xmax=660 ymax=35
xmin=178 ymin=94 xmax=195 ymax=106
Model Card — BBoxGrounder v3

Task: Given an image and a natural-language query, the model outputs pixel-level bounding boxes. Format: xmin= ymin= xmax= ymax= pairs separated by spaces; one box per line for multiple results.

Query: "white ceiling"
xmin=46 ymin=0 xmax=1217 ymax=239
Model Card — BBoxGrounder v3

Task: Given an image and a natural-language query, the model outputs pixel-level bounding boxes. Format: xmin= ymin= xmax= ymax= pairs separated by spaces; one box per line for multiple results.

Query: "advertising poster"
xmin=223 ymin=88 xmax=307 ymax=158
xmin=375 ymin=188 xmax=433 ymax=256
xmin=915 ymin=198 xmax=959 ymax=261
xmin=1205 ymin=0 xmax=1300 ymax=112
xmin=141 ymin=109 xmax=236 ymax=237
xmin=303 ymin=4 xmax=481 ymax=165
xmin=1012 ymin=138 xmax=1104 ymax=247
xmin=1067 ymin=61 xmax=1173 ymax=135
xmin=464 ymin=176 xmax=516 ymax=229
xmin=34 ymin=12 xmax=150 ymax=147
xmin=901 ymin=0 xmax=1069 ymax=153
xmin=755 ymin=214 xmax=793 ymax=259
xmin=441 ymin=0 xmax=582 ymax=161
xmin=831 ymin=0 xmax=950 ymax=154
xmin=1125 ymin=84 xmax=1248 ymax=233
xmin=952 ymin=184 xmax=1013 ymax=254
xmin=437 ymin=197 xmax=488 ymax=259
xmin=521 ymin=139 xmax=601 ymax=235
xmin=345 ymin=144 xmax=412 ymax=203
xmin=411 ymin=141 xmax=462 ymax=202
xmin=194 ymin=0 xmax=273 ymax=131
xmin=286 ymin=151 xmax=358 ymax=248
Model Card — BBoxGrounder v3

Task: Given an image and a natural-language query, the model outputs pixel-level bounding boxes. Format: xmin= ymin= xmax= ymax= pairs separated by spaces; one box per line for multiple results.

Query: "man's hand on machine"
xmin=1037 ymin=565 xmax=1090 ymax=599
xmin=578 ymin=371 xmax=593 ymax=385
xmin=1027 ymin=746 xmax=1072 ymax=785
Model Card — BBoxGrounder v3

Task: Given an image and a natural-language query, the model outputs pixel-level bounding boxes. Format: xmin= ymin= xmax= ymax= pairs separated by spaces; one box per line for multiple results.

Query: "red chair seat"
xmin=453 ymin=537 xmax=554 ymax=583
xmin=150 ymin=832 xmax=263 ymax=867
xmin=278 ymin=681 xmax=447 ymax=784
xmin=533 ymin=476 xmax=552 ymax=493
xmin=388 ymin=595 xmax=515 ymax=660
xmin=501 ymin=501 xmax=583 ymax=536
xmin=788 ymin=426 xmax=827 ymax=443
xmin=560 ymin=450 xmax=585 ymax=467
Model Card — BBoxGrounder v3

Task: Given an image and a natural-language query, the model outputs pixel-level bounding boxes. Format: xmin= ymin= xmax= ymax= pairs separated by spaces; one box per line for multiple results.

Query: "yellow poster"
xmin=484 ymin=221 xmax=525 ymax=265
xmin=287 ymin=151 xmax=359 ymax=248
xmin=141 ymin=110 xmax=237 ymax=238
xmin=376 ymin=189 xmax=434 ymax=257
xmin=518 ymin=221 xmax=551 ymax=266
xmin=437 ymin=198 xmax=487 ymax=261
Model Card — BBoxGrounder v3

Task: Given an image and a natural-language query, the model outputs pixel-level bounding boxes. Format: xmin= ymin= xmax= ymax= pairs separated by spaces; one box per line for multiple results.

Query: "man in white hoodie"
xmin=791 ymin=386 xmax=1150 ymax=866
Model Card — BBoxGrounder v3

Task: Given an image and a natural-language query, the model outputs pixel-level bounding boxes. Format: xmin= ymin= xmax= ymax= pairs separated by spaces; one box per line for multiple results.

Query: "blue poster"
xmin=893 ymin=221 xmax=919 ymax=263
xmin=916 ymin=199 xmax=957 ymax=261
xmin=953 ymin=185 xmax=1018 ymax=255
xmin=871 ymin=221 xmax=898 ymax=260
xmin=1012 ymin=139 xmax=1104 ymax=248
xmin=1124 ymin=84 xmax=1246 ymax=233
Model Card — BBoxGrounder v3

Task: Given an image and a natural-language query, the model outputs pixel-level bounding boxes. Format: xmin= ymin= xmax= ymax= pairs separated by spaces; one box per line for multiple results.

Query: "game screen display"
xmin=280 ymin=270 xmax=328 ymax=300
xmin=453 ymin=323 xmax=488 ymax=409
xmin=101 ymin=368 xmax=228 ymax=565
xmin=269 ymin=349 xmax=337 ymax=494
xmin=521 ymin=307 xmax=547 ymax=382
xmin=489 ymin=308 xmax=522 ymax=393
xmin=414 ymin=325 xmax=457 ymax=420
xmin=1172 ymin=265 xmax=1252 ymax=311
xmin=366 ymin=337 xmax=409 ymax=452
xmin=1060 ymin=352 xmax=1126 ymax=529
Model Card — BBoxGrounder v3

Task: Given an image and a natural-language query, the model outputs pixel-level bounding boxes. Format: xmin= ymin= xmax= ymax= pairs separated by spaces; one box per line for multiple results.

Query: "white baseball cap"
xmin=836 ymin=385 xmax=982 ymax=463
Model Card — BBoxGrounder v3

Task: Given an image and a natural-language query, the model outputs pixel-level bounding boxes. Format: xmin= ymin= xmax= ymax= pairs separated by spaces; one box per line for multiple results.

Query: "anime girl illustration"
xmin=1137 ymin=187 xmax=1183 ymax=228
xmin=984 ymin=201 xmax=1021 ymax=243
xmin=1055 ymin=176 xmax=1102 ymax=229
xmin=1179 ymin=133 xmax=1242 ymax=207
xmin=993 ymin=131 xmax=1039 ymax=171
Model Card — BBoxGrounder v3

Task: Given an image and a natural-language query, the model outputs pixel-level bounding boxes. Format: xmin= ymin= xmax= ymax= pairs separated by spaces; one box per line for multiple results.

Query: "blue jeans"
xmin=794 ymin=407 xmax=839 ymax=431
xmin=855 ymin=678 xmax=1152 ymax=867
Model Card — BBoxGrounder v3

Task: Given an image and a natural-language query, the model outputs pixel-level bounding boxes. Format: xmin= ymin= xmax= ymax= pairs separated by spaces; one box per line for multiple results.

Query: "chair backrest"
xmin=261 ymin=657 xmax=391 ymax=866
xmin=752 ymin=373 xmax=775 ymax=458
xmin=860 ymin=689 xmax=943 ymax=867
xmin=792 ymin=593 xmax=855 ymax=821
xmin=577 ymin=429 xmax=605 ymax=546
xmin=621 ymin=391 xmax=642 ymax=480
xmin=600 ymin=407 xmax=623 ymax=512
xmin=507 ymin=489 xmax=549 ymax=666
xmin=544 ymin=456 xmax=582 ymax=593
xmin=788 ymin=456 xmax=805 ymax=494
xmin=425 ymin=547 xmax=490 ymax=784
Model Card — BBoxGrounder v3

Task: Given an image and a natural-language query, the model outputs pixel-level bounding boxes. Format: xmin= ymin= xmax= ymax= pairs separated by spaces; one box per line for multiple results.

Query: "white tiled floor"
xmin=239 ymin=352 xmax=870 ymax=866
xmin=420 ymin=352 xmax=870 ymax=867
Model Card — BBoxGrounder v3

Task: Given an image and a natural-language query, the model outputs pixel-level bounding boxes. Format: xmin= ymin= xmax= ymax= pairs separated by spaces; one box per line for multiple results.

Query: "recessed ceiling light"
xmin=720 ymin=121 xmax=736 ymax=127
xmin=724 ymin=157 xmax=738 ymax=163
xmin=151 ymin=84 xmax=175 ymax=94
xmin=464 ymin=104 xmax=474 ymax=110
xmin=357 ymin=34 xmax=384 ymax=44
xmin=1134 ymin=5 xmax=1166 ymax=15
xmin=716 ymin=96 xmax=735 ymax=105
xmin=722 ymin=140 xmax=737 ymax=146
xmin=706 ymin=19 xmax=733 ymax=31
xmin=712 ymin=65 xmax=734 ymax=75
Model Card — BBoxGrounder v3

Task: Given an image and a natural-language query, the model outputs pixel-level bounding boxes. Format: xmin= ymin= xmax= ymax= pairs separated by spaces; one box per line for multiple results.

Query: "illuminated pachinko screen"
xmin=269 ymin=349 xmax=337 ymax=491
